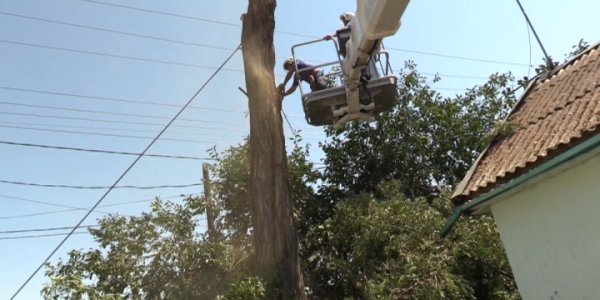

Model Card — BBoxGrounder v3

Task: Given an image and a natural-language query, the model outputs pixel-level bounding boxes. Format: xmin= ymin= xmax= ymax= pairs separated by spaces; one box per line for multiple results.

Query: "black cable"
xmin=0 ymin=39 xmax=503 ymax=92
xmin=0 ymin=179 xmax=203 ymax=190
xmin=514 ymin=0 xmax=554 ymax=70
xmin=0 ymin=11 xmax=235 ymax=51
xmin=386 ymin=47 xmax=533 ymax=67
xmin=0 ymin=10 xmax=533 ymax=71
xmin=282 ymin=110 xmax=297 ymax=136
xmin=8 ymin=43 xmax=242 ymax=300
xmin=0 ymin=123 xmax=232 ymax=145
xmin=0 ymin=194 xmax=114 ymax=215
xmin=0 ymin=39 xmax=229 ymax=70
xmin=0 ymin=10 xmax=300 ymax=63
xmin=0 ymin=103 xmax=324 ymax=136
xmin=0 ymin=140 xmax=214 ymax=160
xmin=0 ymin=85 xmax=250 ymax=114
xmin=525 ymin=17 xmax=532 ymax=79
xmin=0 ymin=195 xmax=184 ymax=220
xmin=0 ymin=99 xmax=248 ymax=126
xmin=0 ymin=39 xmax=289 ymax=79
xmin=0 ymin=225 xmax=99 ymax=235
xmin=0 ymin=106 xmax=317 ymax=135
xmin=68 ymin=0 xmax=535 ymax=68
xmin=71 ymin=0 xmax=315 ymax=39
xmin=0 ymin=120 xmax=252 ymax=139
xmin=0 ymin=231 xmax=89 ymax=241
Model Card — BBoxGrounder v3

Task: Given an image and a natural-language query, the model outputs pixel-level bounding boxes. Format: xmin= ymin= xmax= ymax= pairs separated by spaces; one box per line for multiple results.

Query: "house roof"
xmin=452 ymin=40 xmax=600 ymax=206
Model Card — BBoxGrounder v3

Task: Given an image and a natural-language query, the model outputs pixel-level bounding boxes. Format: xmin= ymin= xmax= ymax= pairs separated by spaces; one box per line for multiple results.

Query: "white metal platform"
xmin=302 ymin=75 xmax=397 ymax=126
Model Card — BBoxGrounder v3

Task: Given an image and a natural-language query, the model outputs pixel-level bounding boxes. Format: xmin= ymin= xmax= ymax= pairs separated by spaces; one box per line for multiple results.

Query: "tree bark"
xmin=240 ymin=1 xmax=306 ymax=300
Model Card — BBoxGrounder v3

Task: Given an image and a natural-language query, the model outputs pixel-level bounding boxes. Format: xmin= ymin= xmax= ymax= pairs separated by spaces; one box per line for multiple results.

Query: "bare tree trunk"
xmin=240 ymin=1 xmax=306 ymax=299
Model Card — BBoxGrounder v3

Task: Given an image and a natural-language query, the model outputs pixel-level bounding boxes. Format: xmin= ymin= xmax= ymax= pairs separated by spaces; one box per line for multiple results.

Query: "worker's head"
xmin=340 ymin=12 xmax=354 ymax=25
xmin=283 ymin=57 xmax=295 ymax=71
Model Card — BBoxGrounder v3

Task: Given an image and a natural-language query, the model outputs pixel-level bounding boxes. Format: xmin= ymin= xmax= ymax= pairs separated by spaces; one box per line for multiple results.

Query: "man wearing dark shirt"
xmin=278 ymin=57 xmax=327 ymax=97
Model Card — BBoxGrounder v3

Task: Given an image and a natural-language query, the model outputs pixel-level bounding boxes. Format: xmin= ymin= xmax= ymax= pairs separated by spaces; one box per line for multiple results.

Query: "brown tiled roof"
xmin=452 ymin=40 xmax=600 ymax=205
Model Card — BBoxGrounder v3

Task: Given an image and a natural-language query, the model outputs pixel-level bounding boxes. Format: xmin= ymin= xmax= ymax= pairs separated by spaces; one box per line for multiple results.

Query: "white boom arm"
xmin=336 ymin=0 xmax=410 ymax=129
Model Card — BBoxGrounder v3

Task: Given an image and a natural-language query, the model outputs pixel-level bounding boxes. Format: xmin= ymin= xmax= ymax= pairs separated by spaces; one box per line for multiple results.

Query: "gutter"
xmin=440 ymin=131 xmax=600 ymax=238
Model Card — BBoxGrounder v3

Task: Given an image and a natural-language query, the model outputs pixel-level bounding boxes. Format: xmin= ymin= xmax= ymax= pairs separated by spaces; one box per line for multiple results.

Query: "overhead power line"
xmin=386 ymin=47 xmax=533 ymax=67
xmin=0 ymin=231 xmax=89 ymax=241
xmin=8 ymin=43 xmax=243 ymax=299
xmin=71 ymin=0 xmax=315 ymax=39
xmin=0 ymin=194 xmax=186 ymax=220
xmin=66 ymin=0 xmax=532 ymax=67
xmin=0 ymin=39 xmax=235 ymax=71
xmin=0 ymin=98 xmax=248 ymax=125
xmin=0 ymin=98 xmax=327 ymax=135
xmin=0 ymin=85 xmax=260 ymax=115
xmin=0 ymin=225 xmax=99 ymax=235
xmin=0 ymin=179 xmax=203 ymax=190
xmin=0 ymin=123 xmax=234 ymax=145
xmin=0 ymin=120 xmax=253 ymax=139
xmin=0 ymin=194 xmax=115 ymax=215
xmin=0 ymin=8 xmax=532 ymax=74
xmin=0 ymin=11 xmax=235 ymax=51
xmin=0 ymin=140 xmax=216 ymax=160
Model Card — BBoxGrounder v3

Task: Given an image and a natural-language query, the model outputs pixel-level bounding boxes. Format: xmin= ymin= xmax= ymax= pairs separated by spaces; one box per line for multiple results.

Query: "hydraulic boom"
xmin=336 ymin=0 xmax=411 ymax=128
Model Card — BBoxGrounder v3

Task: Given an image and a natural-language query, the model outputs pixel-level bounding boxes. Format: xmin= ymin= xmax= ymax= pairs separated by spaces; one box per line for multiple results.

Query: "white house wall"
xmin=490 ymin=151 xmax=600 ymax=300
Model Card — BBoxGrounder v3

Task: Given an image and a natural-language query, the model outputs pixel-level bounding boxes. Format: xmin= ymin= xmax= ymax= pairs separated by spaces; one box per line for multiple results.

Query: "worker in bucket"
xmin=278 ymin=57 xmax=327 ymax=97
xmin=323 ymin=12 xmax=354 ymax=41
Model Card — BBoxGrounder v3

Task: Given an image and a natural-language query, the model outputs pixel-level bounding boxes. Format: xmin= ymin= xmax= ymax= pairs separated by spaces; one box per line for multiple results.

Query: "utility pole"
xmin=202 ymin=162 xmax=215 ymax=237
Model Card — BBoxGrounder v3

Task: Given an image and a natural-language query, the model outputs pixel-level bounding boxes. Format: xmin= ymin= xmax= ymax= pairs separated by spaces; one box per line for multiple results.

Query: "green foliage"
xmin=324 ymin=65 xmax=342 ymax=89
xmin=536 ymin=38 xmax=590 ymax=74
xmin=302 ymin=181 xmax=519 ymax=300
xmin=565 ymin=38 xmax=590 ymax=60
xmin=41 ymin=196 xmax=253 ymax=300
xmin=319 ymin=60 xmax=517 ymax=200
xmin=43 ymin=39 xmax=588 ymax=300
xmin=218 ymin=277 xmax=267 ymax=300
xmin=480 ymin=120 xmax=520 ymax=147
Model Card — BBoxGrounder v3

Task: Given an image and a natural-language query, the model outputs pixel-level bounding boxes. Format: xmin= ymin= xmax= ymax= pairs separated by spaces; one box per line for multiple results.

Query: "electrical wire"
xmin=0 ymin=100 xmax=326 ymax=135
xmin=0 ymin=231 xmax=89 ymax=241
xmin=66 ymin=0 xmax=534 ymax=68
xmin=0 ymin=85 xmax=264 ymax=115
xmin=0 ymin=195 xmax=185 ymax=220
xmin=0 ymin=8 xmax=533 ymax=79
xmin=0 ymin=120 xmax=253 ymax=139
xmin=526 ymin=17 xmax=532 ymax=78
xmin=0 ymin=10 xmax=300 ymax=63
xmin=0 ymin=123 xmax=234 ymax=145
xmin=0 ymin=194 xmax=115 ymax=215
xmin=8 ymin=42 xmax=242 ymax=300
xmin=0 ymin=37 xmax=505 ymax=95
xmin=0 ymin=100 xmax=246 ymax=126
xmin=70 ymin=0 xmax=315 ymax=39
xmin=0 ymin=107 xmax=315 ymax=134
xmin=385 ymin=47 xmax=533 ymax=67
xmin=0 ymin=39 xmax=235 ymax=71
xmin=0 ymin=179 xmax=203 ymax=190
xmin=0 ymin=225 xmax=99 ymax=235
xmin=0 ymin=140 xmax=214 ymax=160
xmin=0 ymin=11 xmax=235 ymax=51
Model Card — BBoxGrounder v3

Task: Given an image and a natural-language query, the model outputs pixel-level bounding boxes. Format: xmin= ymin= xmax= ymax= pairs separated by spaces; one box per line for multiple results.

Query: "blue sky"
xmin=0 ymin=0 xmax=597 ymax=298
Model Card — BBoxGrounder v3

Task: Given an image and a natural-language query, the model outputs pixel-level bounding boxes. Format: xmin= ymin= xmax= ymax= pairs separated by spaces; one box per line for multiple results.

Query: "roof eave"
xmin=441 ymin=129 xmax=600 ymax=238
xmin=450 ymin=76 xmax=541 ymax=203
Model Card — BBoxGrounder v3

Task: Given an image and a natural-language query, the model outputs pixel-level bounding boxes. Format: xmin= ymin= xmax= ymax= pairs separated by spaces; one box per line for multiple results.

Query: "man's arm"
xmin=323 ymin=32 xmax=337 ymax=40
xmin=277 ymin=69 xmax=295 ymax=90
xmin=283 ymin=83 xmax=298 ymax=97
xmin=282 ymin=69 xmax=294 ymax=86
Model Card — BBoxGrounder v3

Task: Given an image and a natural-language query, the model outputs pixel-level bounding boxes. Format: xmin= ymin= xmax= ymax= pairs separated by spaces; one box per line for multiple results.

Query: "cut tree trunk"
xmin=240 ymin=1 xmax=306 ymax=299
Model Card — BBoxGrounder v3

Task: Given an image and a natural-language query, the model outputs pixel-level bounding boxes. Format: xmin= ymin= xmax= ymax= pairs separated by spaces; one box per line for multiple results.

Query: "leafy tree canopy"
xmin=41 ymin=39 xmax=590 ymax=300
